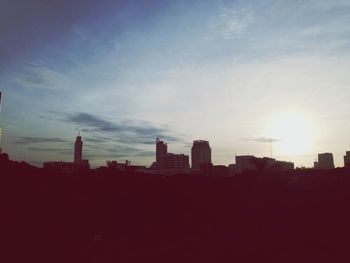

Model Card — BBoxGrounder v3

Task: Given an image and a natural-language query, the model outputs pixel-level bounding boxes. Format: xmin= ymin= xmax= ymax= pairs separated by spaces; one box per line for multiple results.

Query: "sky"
xmin=1 ymin=0 xmax=350 ymax=168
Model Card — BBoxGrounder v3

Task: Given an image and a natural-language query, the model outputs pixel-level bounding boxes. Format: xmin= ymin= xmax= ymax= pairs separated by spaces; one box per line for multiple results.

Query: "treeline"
xmin=2 ymin=153 xmax=350 ymax=262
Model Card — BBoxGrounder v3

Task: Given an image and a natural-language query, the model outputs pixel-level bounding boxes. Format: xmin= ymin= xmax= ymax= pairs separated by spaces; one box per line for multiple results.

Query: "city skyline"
xmin=1 ymin=1 xmax=350 ymax=167
xmin=12 ymin=131 xmax=350 ymax=170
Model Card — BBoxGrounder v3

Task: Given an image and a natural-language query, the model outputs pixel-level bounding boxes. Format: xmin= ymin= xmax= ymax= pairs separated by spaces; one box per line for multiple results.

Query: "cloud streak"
xmin=240 ymin=137 xmax=281 ymax=143
xmin=13 ymin=136 xmax=68 ymax=145
xmin=219 ymin=1 xmax=255 ymax=39
xmin=27 ymin=147 xmax=72 ymax=155
xmin=64 ymin=112 xmax=182 ymax=143
xmin=10 ymin=65 xmax=72 ymax=90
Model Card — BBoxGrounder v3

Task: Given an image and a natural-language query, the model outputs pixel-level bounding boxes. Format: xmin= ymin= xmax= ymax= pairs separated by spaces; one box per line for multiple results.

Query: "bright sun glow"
xmin=267 ymin=114 xmax=315 ymax=156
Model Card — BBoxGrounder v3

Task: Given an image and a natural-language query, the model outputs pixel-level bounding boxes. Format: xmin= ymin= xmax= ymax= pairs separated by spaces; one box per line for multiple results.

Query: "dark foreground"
xmin=2 ymin=155 xmax=350 ymax=262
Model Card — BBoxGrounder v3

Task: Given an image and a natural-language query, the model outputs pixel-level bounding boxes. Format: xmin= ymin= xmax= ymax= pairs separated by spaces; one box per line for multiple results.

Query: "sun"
xmin=267 ymin=113 xmax=314 ymax=156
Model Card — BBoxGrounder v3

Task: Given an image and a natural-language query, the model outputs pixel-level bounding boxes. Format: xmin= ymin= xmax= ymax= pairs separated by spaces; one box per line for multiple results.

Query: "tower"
xmin=191 ymin=140 xmax=211 ymax=170
xmin=156 ymin=138 xmax=167 ymax=169
xmin=74 ymin=134 xmax=83 ymax=164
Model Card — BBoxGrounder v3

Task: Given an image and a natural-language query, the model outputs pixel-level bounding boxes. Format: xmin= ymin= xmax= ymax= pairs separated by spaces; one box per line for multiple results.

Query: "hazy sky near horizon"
xmin=1 ymin=0 xmax=350 ymax=167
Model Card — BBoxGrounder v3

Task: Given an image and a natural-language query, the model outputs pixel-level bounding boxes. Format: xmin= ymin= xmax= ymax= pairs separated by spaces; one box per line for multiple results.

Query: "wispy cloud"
xmin=135 ymin=151 xmax=154 ymax=157
xmin=13 ymin=136 xmax=68 ymax=145
xmin=219 ymin=1 xmax=255 ymax=39
xmin=27 ymin=147 xmax=72 ymax=155
xmin=10 ymin=65 xmax=72 ymax=90
xmin=64 ymin=112 xmax=182 ymax=144
xmin=240 ymin=137 xmax=281 ymax=143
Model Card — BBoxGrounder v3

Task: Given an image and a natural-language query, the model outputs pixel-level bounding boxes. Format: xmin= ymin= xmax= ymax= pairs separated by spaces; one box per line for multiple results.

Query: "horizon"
xmin=1 ymin=0 xmax=350 ymax=168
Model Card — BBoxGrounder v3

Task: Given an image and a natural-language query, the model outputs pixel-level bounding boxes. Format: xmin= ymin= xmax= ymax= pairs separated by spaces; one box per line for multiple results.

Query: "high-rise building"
xmin=191 ymin=140 xmax=211 ymax=170
xmin=43 ymin=134 xmax=89 ymax=172
xmin=156 ymin=138 xmax=167 ymax=169
xmin=314 ymin=153 xmax=335 ymax=169
xmin=74 ymin=135 xmax=83 ymax=164
xmin=344 ymin=151 xmax=350 ymax=168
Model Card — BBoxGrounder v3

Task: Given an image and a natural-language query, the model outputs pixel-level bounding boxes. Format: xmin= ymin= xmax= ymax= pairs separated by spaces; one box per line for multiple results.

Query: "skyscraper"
xmin=156 ymin=138 xmax=167 ymax=169
xmin=74 ymin=135 xmax=83 ymax=164
xmin=191 ymin=140 xmax=211 ymax=170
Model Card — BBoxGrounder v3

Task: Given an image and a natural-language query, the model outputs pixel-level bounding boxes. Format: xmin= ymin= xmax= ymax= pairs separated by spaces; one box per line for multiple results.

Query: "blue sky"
xmin=1 ymin=0 xmax=350 ymax=167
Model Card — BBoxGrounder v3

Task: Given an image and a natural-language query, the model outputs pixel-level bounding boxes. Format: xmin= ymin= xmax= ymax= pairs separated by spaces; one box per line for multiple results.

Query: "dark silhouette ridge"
xmin=2 ymin=152 xmax=350 ymax=262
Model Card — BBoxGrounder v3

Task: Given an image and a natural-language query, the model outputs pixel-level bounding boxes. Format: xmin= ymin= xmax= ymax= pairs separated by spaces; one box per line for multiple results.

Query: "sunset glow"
xmin=268 ymin=114 xmax=315 ymax=156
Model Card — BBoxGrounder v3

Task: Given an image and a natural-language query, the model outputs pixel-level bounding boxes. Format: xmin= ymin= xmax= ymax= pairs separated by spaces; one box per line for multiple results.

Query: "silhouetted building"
xmin=43 ymin=161 xmax=90 ymax=174
xmin=344 ymin=151 xmax=350 ymax=168
xmin=43 ymin=135 xmax=90 ymax=173
xmin=275 ymin=160 xmax=295 ymax=171
xmin=0 ymin=91 xmax=3 ymax=154
xmin=156 ymin=138 xmax=167 ymax=169
xmin=200 ymin=163 xmax=213 ymax=176
xmin=154 ymin=138 xmax=189 ymax=172
xmin=314 ymin=153 xmax=335 ymax=170
xmin=191 ymin=140 xmax=211 ymax=170
xmin=212 ymin=165 xmax=229 ymax=177
xmin=74 ymin=135 xmax=83 ymax=164
xmin=106 ymin=160 xmax=133 ymax=171
xmin=199 ymin=163 xmax=229 ymax=176
xmin=228 ymin=164 xmax=237 ymax=176
xmin=235 ymin=155 xmax=257 ymax=173
xmin=235 ymin=155 xmax=294 ymax=174
xmin=164 ymin=153 xmax=189 ymax=170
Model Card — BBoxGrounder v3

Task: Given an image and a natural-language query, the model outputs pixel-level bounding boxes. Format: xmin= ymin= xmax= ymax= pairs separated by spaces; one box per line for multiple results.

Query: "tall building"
xmin=43 ymin=134 xmax=89 ymax=172
xmin=314 ymin=153 xmax=335 ymax=169
xmin=74 ymin=135 xmax=83 ymax=164
xmin=191 ymin=140 xmax=211 ymax=170
xmin=344 ymin=151 xmax=350 ymax=168
xmin=156 ymin=138 xmax=167 ymax=169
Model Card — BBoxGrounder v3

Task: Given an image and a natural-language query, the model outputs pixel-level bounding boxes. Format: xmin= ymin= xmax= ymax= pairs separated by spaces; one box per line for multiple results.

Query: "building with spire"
xmin=43 ymin=134 xmax=90 ymax=174
xmin=74 ymin=134 xmax=83 ymax=164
